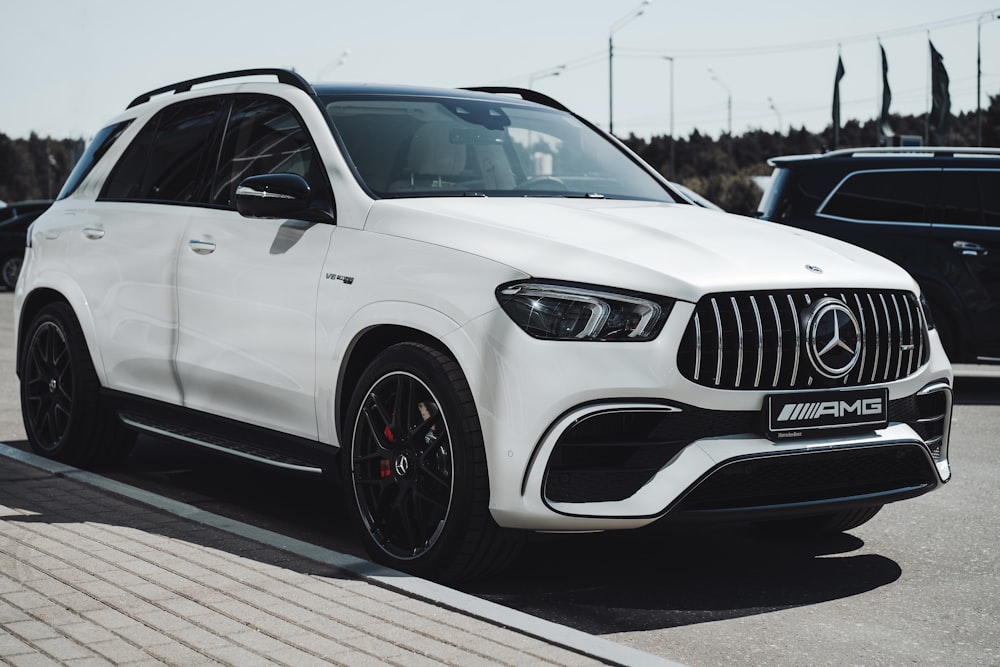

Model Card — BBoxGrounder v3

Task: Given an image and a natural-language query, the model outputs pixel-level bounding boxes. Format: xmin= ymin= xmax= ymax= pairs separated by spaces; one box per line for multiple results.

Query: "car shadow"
xmin=460 ymin=522 xmax=900 ymax=634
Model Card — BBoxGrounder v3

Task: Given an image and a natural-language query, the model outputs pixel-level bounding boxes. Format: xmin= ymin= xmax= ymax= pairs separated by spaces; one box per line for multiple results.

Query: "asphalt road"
xmin=1 ymin=291 xmax=997 ymax=666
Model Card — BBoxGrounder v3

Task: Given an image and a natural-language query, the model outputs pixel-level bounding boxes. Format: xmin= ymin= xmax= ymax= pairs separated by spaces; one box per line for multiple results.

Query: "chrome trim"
xmin=693 ymin=313 xmax=702 ymax=381
xmin=878 ymin=294 xmax=891 ymax=381
xmin=769 ymin=294 xmax=782 ymax=388
xmin=789 ymin=293 xmax=800 ymax=385
xmin=892 ymin=294 xmax=904 ymax=379
xmin=750 ymin=295 xmax=763 ymax=388
xmin=678 ymin=289 xmax=929 ymax=391
xmin=731 ymin=296 xmax=744 ymax=388
xmin=712 ymin=298 xmax=723 ymax=386
xmin=867 ymin=294 xmax=880 ymax=383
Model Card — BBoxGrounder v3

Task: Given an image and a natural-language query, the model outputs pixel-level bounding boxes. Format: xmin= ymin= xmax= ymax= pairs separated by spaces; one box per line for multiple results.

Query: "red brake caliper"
xmin=381 ymin=426 xmax=395 ymax=478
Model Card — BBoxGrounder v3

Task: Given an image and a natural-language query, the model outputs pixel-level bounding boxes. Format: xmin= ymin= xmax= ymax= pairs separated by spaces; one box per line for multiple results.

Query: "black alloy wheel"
xmin=344 ymin=342 xmax=519 ymax=581
xmin=353 ymin=369 xmax=454 ymax=560
xmin=22 ymin=315 xmax=74 ymax=453
xmin=2 ymin=256 xmax=21 ymax=290
xmin=20 ymin=302 xmax=134 ymax=466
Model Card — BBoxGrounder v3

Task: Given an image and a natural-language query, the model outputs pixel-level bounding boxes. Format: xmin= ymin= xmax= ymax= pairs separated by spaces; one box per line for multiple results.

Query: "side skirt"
xmin=104 ymin=390 xmax=338 ymax=476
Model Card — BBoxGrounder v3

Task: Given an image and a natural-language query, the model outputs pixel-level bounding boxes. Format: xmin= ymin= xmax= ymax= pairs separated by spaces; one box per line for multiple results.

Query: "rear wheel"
xmin=20 ymin=302 xmax=134 ymax=467
xmin=343 ymin=342 xmax=520 ymax=581
xmin=755 ymin=505 xmax=883 ymax=537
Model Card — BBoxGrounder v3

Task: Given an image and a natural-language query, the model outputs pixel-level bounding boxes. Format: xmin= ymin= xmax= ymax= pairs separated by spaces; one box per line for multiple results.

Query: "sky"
xmin=2 ymin=0 xmax=999 ymax=144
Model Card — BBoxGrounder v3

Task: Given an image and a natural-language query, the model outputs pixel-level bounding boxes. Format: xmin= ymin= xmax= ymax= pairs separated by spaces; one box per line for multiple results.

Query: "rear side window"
xmin=982 ymin=171 xmax=1000 ymax=227
xmin=101 ymin=99 xmax=222 ymax=203
xmin=57 ymin=120 xmax=132 ymax=200
xmin=938 ymin=170 xmax=1000 ymax=228
xmin=209 ymin=96 xmax=323 ymax=208
xmin=820 ymin=170 xmax=937 ymax=223
xmin=939 ymin=170 xmax=983 ymax=226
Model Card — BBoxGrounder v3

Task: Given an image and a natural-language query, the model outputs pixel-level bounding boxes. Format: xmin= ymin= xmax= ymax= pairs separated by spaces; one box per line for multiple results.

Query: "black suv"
xmin=757 ymin=147 xmax=1000 ymax=364
xmin=0 ymin=200 xmax=53 ymax=289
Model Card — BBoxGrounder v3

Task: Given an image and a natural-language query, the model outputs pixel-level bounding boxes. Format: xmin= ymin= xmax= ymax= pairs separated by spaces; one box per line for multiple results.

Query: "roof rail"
xmin=822 ymin=146 xmax=1000 ymax=159
xmin=127 ymin=68 xmax=313 ymax=109
xmin=461 ymin=86 xmax=570 ymax=112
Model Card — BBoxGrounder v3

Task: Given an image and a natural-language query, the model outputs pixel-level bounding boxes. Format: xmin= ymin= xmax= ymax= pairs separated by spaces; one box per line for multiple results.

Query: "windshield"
xmin=321 ymin=94 xmax=674 ymax=202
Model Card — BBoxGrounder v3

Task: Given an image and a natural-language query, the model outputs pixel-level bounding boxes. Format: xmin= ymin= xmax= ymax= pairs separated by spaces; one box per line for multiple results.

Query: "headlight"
xmin=496 ymin=281 xmax=673 ymax=341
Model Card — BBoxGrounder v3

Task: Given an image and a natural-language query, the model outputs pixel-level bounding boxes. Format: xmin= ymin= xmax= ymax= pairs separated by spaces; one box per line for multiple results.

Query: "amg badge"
xmin=766 ymin=387 xmax=889 ymax=439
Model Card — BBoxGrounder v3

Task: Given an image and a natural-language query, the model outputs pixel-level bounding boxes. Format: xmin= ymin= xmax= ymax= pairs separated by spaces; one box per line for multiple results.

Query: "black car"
xmin=757 ymin=147 xmax=1000 ymax=364
xmin=0 ymin=200 xmax=52 ymax=289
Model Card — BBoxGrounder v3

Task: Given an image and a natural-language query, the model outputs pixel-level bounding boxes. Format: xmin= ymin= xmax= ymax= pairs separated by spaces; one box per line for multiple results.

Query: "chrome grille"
xmin=677 ymin=289 xmax=929 ymax=390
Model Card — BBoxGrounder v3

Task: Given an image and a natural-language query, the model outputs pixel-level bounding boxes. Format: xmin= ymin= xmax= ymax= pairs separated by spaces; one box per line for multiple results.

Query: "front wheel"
xmin=343 ymin=342 xmax=520 ymax=581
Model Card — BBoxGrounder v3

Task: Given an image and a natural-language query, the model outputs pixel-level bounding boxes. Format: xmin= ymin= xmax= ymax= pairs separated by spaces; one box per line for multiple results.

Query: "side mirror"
xmin=235 ymin=173 xmax=334 ymax=222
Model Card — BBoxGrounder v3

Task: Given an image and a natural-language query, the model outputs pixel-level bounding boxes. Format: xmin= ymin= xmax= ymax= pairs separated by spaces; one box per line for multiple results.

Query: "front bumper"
xmin=460 ymin=304 xmax=953 ymax=532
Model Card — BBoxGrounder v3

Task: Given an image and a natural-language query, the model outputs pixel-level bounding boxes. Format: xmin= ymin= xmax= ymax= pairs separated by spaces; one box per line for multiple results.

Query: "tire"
xmin=755 ymin=505 xmax=883 ymax=537
xmin=20 ymin=302 xmax=135 ymax=467
xmin=2 ymin=256 xmax=22 ymax=290
xmin=343 ymin=342 xmax=520 ymax=581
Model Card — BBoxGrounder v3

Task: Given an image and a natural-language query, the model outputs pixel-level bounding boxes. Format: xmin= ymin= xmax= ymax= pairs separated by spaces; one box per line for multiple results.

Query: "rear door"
xmin=77 ymin=99 xmax=224 ymax=404
xmin=928 ymin=169 xmax=1000 ymax=361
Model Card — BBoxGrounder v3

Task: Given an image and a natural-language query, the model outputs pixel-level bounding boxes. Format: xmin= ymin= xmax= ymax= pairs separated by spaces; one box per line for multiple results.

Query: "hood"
xmin=363 ymin=198 xmax=918 ymax=302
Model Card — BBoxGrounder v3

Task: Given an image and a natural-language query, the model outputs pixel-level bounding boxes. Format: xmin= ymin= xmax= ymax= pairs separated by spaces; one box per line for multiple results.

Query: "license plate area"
xmin=765 ymin=388 xmax=889 ymax=440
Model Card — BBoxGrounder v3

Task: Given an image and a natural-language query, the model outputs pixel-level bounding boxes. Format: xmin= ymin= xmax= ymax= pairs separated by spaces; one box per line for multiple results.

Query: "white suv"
xmin=15 ymin=69 xmax=953 ymax=581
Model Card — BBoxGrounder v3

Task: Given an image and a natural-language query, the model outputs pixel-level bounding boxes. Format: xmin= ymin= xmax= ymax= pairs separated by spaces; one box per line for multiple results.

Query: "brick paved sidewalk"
xmin=0 ymin=449 xmax=669 ymax=667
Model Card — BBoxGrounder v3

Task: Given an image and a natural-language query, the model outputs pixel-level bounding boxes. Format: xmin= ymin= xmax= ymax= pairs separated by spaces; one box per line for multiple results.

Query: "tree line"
xmin=2 ymin=93 xmax=998 ymax=213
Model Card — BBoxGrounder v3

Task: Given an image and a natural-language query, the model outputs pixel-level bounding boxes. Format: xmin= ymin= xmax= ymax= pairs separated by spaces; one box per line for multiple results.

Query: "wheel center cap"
xmin=393 ymin=453 xmax=411 ymax=477
xmin=48 ymin=378 xmax=57 ymax=394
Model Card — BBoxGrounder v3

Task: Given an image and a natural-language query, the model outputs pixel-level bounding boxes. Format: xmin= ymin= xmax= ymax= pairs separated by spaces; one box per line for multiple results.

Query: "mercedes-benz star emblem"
xmin=394 ymin=454 xmax=410 ymax=477
xmin=803 ymin=297 xmax=862 ymax=379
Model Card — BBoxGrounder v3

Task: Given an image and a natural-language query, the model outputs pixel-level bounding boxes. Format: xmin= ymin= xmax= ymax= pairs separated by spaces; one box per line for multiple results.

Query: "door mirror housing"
xmin=235 ymin=173 xmax=334 ymax=223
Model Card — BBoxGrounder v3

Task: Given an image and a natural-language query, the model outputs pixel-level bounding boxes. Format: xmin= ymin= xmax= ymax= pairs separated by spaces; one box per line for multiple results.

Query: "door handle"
xmin=188 ymin=239 xmax=217 ymax=255
xmin=953 ymin=241 xmax=988 ymax=257
xmin=82 ymin=227 xmax=105 ymax=240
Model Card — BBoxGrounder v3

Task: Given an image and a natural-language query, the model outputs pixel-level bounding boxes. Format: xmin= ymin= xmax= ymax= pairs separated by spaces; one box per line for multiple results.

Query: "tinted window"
xmin=821 ymin=170 xmax=937 ymax=223
xmin=58 ymin=120 xmax=132 ymax=200
xmin=938 ymin=170 xmax=985 ymax=226
xmin=209 ymin=97 xmax=322 ymax=208
xmin=982 ymin=171 xmax=1000 ymax=227
xmin=102 ymin=99 xmax=221 ymax=203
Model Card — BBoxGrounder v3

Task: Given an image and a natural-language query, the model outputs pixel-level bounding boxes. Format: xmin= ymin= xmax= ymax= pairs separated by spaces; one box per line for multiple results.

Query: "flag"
xmin=928 ymin=41 xmax=951 ymax=145
xmin=878 ymin=44 xmax=894 ymax=145
xmin=832 ymin=55 xmax=845 ymax=148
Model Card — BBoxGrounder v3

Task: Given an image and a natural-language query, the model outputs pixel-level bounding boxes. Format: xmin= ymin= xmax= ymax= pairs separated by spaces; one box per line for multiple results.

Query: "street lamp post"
xmin=769 ymin=96 xmax=782 ymax=153
xmin=708 ymin=68 xmax=732 ymax=162
xmin=663 ymin=56 xmax=675 ymax=180
xmin=318 ymin=49 xmax=351 ymax=80
xmin=978 ymin=12 xmax=1000 ymax=146
xmin=529 ymin=65 xmax=566 ymax=89
xmin=608 ymin=0 xmax=651 ymax=135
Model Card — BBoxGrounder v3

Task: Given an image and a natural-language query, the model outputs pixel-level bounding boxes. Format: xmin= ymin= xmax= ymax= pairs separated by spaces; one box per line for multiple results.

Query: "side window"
xmin=58 ymin=120 xmax=133 ymax=200
xmin=820 ymin=171 xmax=936 ymax=223
xmin=209 ymin=97 xmax=323 ymax=208
xmin=938 ymin=170 xmax=984 ymax=226
xmin=101 ymin=99 xmax=221 ymax=203
xmin=978 ymin=171 xmax=1000 ymax=228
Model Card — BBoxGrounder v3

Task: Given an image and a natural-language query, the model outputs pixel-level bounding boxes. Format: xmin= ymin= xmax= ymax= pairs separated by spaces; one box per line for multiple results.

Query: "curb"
xmin=0 ymin=442 xmax=684 ymax=667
